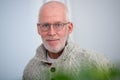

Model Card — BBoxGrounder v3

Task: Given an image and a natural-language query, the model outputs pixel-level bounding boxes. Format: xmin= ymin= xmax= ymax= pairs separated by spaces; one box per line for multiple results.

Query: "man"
xmin=23 ymin=1 xmax=112 ymax=80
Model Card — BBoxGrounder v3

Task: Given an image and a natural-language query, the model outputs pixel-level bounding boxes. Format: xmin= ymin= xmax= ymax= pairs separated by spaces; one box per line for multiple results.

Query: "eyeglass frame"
xmin=37 ymin=22 xmax=70 ymax=32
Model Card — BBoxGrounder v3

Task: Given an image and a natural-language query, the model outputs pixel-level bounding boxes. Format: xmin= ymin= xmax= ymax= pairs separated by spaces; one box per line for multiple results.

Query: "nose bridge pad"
xmin=48 ymin=24 xmax=56 ymax=35
xmin=49 ymin=24 xmax=54 ymax=31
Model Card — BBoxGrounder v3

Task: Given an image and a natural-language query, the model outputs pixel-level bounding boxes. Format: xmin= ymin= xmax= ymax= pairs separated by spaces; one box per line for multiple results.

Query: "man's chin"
xmin=44 ymin=43 xmax=64 ymax=53
xmin=47 ymin=48 xmax=60 ymax=54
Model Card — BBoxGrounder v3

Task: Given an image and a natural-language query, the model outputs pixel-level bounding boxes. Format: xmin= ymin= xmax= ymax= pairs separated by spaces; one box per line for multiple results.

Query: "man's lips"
xmin=46 ymin=39 xmax=59 ymax=43
xmin=46 ymin=39 xmax=59 ymax=42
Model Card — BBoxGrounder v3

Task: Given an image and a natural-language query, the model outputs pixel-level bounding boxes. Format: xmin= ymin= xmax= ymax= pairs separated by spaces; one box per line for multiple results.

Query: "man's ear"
xmin=68 ymin=22 xmax=73 ymax=34
xmin=37 ymin=23 xmax=41 ymax=35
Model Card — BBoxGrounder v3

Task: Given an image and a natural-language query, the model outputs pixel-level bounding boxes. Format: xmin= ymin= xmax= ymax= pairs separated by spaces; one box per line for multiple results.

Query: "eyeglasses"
xmin=37 ymin=22 xmax=70 ymax=32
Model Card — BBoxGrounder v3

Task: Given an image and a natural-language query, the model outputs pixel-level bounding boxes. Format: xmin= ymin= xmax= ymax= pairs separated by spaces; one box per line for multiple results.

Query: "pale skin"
xmin=37 ymin=1 xmax=73 ymax=59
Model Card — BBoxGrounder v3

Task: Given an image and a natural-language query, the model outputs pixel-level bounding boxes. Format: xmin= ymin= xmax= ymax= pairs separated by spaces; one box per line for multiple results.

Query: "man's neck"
xmin=47 ymin=49 xmax=64 ymax=59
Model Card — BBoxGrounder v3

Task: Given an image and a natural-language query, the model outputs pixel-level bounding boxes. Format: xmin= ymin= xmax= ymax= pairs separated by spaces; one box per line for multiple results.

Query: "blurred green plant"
xmin=53 ymin=65 xmax=120 ymax=80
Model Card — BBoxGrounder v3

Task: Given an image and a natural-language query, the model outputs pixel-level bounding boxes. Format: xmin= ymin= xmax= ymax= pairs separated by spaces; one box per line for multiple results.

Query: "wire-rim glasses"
xmin=37 ymin=22 xmax=70 ymax=32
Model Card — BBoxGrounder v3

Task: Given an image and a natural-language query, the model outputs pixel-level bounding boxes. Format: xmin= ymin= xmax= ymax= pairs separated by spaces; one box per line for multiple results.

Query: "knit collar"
xmin=35 ymin=38 xmax=75 ymax=64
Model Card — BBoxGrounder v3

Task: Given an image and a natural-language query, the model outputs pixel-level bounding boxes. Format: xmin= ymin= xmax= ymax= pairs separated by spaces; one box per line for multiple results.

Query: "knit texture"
xmin=23 ymin=40 xmax=112 ymax=80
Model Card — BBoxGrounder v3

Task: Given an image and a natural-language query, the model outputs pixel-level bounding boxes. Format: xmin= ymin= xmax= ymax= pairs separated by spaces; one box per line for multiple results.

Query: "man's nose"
xmin=48 ymin=25 xmax=56 ymax=36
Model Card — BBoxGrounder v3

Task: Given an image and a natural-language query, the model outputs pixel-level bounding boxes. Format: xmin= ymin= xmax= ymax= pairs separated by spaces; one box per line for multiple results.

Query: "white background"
xmin=0 ymin=0 xmax=120 ymax=80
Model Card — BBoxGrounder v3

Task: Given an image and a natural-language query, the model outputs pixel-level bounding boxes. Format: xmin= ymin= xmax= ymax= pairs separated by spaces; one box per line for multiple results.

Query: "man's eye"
xmin=42 ymin=24 xmax=50 ymax=28
xmin=55 ymin=23 xmax=62 ymax=27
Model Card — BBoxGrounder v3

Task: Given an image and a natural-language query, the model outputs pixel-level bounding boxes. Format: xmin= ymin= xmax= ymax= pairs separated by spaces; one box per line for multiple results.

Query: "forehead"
xmin=39 ymin=2 xmax=67 ymax=22
xmin=41 ymin=1 xmax=67 ymax=11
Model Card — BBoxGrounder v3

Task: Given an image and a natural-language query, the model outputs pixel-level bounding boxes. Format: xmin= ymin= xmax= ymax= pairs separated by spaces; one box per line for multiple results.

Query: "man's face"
xmin=37 ymin=4 xmax=73 ymax=53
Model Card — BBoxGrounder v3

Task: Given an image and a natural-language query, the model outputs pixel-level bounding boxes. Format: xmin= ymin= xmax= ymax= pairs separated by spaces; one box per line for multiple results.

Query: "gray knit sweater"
xmin=23 ymin=40 xmax=112 ymax=80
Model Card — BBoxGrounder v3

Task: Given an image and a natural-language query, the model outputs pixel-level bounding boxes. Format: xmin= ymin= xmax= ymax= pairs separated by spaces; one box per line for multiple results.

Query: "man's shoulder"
xmin=69 ymin=42 xmax=99 ymax=58
xmin=70 ymin=42 xmax=107 ymax=59
xmin=69 ymin=42 xmax=112 ymax=67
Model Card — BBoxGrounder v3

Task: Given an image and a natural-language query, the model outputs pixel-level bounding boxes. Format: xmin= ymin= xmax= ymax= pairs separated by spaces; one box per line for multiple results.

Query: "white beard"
xmin=42 ymin=36 xmax=68 ymax=54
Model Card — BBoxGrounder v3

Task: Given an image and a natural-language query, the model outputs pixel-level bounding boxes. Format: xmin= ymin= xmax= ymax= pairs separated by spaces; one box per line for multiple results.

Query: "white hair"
xmin=39 ymin=0 xmax=72 ymax=22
